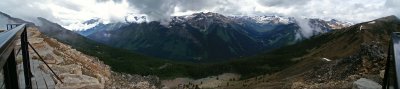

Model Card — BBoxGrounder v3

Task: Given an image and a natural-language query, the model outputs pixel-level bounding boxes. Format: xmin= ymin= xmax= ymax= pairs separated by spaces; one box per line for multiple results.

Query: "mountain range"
xmin=74 ymin=12 xmax=352 ymax=61
xmin=0 ymin=11 xmax=396 ymax=88
xmin=0 ymin=12 xmax=34 ymax=29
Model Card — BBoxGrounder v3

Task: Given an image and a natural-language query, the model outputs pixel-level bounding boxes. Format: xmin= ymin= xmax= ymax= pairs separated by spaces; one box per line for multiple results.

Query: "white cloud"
xmin=0 ymin=0 xmax=398 ymax=30
xmin=123 ymin=0 xmax=398 ymax=23
xmin=0 ymin=0 xmax=134 ymax=27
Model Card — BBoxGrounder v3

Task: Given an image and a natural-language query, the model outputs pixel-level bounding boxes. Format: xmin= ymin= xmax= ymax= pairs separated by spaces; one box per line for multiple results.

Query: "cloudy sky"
xmin=0 ymin=0 xmax=399 ymax=30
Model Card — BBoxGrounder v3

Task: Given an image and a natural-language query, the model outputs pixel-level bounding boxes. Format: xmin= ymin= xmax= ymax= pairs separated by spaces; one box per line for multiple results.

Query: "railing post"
xmin=21 ymin=26 xmax=32 ymax=89
xmin=3 ymin=50 xmax=19 ymax=89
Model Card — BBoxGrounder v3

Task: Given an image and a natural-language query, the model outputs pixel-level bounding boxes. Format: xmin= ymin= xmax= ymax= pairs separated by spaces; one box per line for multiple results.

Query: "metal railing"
xmin=383 ymin=32 xmax=400 ymax=89
xmin=0 ymin=24 xmax=62 ymax=89
xmin=0 ymin=24 xmax=28 ymax=89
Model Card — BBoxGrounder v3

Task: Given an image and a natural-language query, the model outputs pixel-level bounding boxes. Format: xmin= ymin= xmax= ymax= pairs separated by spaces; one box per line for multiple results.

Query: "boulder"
xmin=352 ymin=78 xmax=381 ymax=89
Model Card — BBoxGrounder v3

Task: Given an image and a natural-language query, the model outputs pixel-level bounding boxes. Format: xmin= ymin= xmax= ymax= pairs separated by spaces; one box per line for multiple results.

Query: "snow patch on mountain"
xmin=248 ymin=15 xmax=294 ymax=24
xmin=62 ymin=12 xmax=353 ymax=36
xmin=125 ymin=14 xmax=147 ymax=23
xmin=326 ymin=19 xmax=353 ymax=29
xmin=65 ymin=14 xmax=148 ymax=31
xmin=64 ymin=18 xmax=103 ymax=31
xmin=229 ymin=15 xmax=296 ymax=25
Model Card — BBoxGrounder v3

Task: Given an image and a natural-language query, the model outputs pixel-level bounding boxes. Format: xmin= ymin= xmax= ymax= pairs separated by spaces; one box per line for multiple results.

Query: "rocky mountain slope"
xmin=213 ymin=15 xmax=399 ymax=89
xmin=3 ymin=10 xmax=391 ymax=89
xmin=18 ymin=26 xmax=161 ymax=89
xmin=84 ymin=12 xmax=349 ymax=61
xmin=0 ymin=12 xmax=34 ymax=29
xmin=156 ymin=15 xmax=398 ymax=89
xmin=32 ymin=12 xmax=361 ymax=82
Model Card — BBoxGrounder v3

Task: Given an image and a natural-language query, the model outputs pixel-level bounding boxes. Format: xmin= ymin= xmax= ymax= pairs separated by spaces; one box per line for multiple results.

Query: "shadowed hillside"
xmin=220 ymin=15 xmax=400 ymax=89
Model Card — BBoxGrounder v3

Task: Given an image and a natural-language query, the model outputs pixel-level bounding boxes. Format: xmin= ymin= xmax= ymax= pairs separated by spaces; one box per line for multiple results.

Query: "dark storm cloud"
xmin=125 ymin=0 xmax=177 ymax=25
xmin=175 ymin=0 xmax=222 ymax=11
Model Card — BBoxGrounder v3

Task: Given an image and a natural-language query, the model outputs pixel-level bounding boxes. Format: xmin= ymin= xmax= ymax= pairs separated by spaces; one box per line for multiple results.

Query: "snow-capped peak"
xmin=252 ymin=15 xmax=294 ymax=24
xmin=64 ymin=18 xmax=102 ymax=31
xmin=326 ymin=19 xmax=353 ymax=29
xmin=229 ymin=15 xmax=296 ymax=24
xmin=125 ymin=15 xmax=147 ymax=23
xmin=64 ymin=14 xmax=147 ymax=31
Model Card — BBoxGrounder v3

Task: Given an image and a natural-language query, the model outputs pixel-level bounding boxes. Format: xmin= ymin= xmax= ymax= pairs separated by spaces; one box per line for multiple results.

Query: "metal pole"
xmin=21 ymin=26 xmax=32 ymax=89
xmin=3 ymin=50 xmax=19 ymax=89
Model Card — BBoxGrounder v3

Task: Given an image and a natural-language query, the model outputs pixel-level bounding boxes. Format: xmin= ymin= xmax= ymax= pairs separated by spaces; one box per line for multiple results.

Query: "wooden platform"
xmin=18 ymin=60 xmax=55 ymax=89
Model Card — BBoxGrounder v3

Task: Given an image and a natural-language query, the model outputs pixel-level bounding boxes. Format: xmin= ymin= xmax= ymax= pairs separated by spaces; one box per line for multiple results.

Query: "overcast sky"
xmin=0 ymin=0 xmax=399 ymax=29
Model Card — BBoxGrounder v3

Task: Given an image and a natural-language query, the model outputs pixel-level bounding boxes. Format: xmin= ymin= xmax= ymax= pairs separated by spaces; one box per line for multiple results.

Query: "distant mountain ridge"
xmin=0 ymin=12 xmax=35 ymax=29
xmin=80 ymin=12 xmax=351 ymax=61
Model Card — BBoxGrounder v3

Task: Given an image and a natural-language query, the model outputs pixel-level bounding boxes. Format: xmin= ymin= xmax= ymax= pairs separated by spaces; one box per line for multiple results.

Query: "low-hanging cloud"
xmin=295 ymin=18 xmax=314 ymax=40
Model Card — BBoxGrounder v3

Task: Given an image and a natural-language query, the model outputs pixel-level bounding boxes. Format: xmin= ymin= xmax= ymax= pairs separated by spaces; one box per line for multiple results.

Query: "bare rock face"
xmin=288 ymin=42 xmax=386 ymax=88
xmin=21 ymin=27 xmax=162 ymax=89
xmin=106 ymin=72 xmax=160 ymax=89
xmin=21 ymin=27 xmax=111 ymax=89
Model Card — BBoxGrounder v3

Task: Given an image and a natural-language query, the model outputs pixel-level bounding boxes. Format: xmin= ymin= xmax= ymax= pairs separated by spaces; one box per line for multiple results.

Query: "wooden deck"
xmin=18 ymin=60 xmax=55 ymax=89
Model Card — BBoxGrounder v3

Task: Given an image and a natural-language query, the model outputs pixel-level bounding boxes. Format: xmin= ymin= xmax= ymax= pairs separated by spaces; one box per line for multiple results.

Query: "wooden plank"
xmin=36 ymin=59 xmax=55 ymax=89
xmin=18 ymin=58 xmax=57 ymax=89
xmin=31 ymin=77 xmax=38 ymax=89
xmin=30 ymin=61 xmax=38 ymax=89
xmin=41 ymin=70 xmax=55 ymax=88
xmin=17 ymin=64 xmax=26 ymax=88
xmin=31 ymin=60 xmax=48 ymax=89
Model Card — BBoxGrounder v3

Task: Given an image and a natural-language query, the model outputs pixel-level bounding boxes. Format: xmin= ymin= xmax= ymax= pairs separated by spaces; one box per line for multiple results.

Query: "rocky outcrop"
xmin=294 ymin=41 xmax=386 ymax=88
xmin=106 ymin=72 xmax=160 ymax=89
xmin=161 ymin=73 xmax=240 ymax=89
xmin=18 ymin=27 xmax=161 ymax=89
xmin=16 ymin=27 xmax=110 ymax=89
